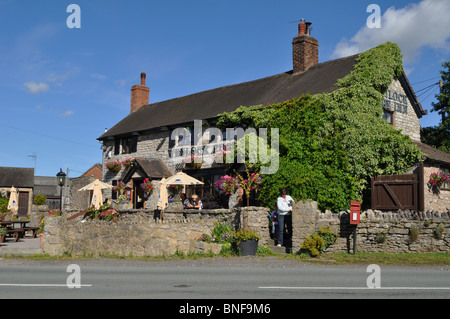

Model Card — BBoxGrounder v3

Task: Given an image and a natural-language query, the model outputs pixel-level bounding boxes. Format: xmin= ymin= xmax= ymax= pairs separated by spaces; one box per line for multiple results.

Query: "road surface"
xmin=1 ymin=257 xmax=449 ymax=300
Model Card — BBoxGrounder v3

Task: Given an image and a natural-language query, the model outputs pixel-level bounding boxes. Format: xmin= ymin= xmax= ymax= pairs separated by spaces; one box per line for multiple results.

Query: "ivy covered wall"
xmin=217 ymin=42 xmax=423 ymax=212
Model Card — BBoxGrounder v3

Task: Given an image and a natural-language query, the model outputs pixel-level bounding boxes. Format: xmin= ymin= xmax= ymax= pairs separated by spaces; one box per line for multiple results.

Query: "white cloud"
xmin=332 ymin=0 xmax=450 ymax=64
xmin=24 ymin=81 xmax=50 ymax=94
xmin=61 ymin=110 xmax=75 ymax=117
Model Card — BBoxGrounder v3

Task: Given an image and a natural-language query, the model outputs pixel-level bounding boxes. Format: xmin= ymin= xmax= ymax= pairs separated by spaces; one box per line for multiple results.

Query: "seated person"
xmin=180 ymin=193 xmax=191 ymax=208
xmin=191 ymin=194 xmax=202 ymax=210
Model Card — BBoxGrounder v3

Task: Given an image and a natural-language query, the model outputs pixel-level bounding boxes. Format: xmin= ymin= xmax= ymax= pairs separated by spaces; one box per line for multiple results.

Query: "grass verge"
xmin=288 ymin=252 xmax=450 ymax=265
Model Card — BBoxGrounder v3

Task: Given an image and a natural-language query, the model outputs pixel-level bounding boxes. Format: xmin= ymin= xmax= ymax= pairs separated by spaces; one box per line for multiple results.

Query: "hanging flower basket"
xmin=183 ymin=155 xmax=203 ymax=169
xmin=121 ymin=158 xmax=134 ymax=169
xmin=213 ymin=149 xmax=232 ymax=165
xmin=106 ymin=160 xmax=122 ymax=173
xmin=140 ymin=178 xmax=155 ymax=195
xmin=214 ymin=175 xmax=239 ymax=195
xmin=428 ymin=170 xmax=449 ymax=190
xmin=113 ymin=181 xmax=127 ymax=195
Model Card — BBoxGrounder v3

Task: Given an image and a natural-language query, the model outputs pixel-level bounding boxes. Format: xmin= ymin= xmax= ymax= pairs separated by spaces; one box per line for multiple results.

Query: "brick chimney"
xmin=130 ymin=72 xmax=150 ymax=113
xmin=292 ymin=21 xmax=319 ymax=74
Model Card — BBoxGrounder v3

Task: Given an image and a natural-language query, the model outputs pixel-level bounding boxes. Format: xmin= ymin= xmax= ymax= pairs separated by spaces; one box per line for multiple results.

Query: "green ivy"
xmin=217 ymin=42 xmax=423 ymax=212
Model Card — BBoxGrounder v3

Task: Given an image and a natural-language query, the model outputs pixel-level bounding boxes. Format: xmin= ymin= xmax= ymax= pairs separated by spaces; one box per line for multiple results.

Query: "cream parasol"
xmin=164 ymin=172 xmax=204 ymax=185
xmin=78 ymin=179 xmax=112 ymax=209
xmin=7 ymin=186 xmax=19 ymax=213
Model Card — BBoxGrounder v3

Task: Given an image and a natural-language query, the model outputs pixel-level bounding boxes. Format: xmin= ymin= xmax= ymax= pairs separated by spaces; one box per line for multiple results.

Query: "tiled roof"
xmin=413 ymin=141 xmax=450 ymax=165
xmin=0 ymin=167 xmax=34 ymax=188
xmin=99 ymin=54 xmax=360 ymax=140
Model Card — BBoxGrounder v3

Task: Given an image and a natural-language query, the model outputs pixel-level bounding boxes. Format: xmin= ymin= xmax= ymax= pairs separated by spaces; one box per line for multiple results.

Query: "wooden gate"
xmin=371 ymin=174 xmax=419 ymax=211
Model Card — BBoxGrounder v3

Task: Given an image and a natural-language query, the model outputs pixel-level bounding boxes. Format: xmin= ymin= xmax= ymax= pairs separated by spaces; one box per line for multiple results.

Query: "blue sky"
xmin=0 ymin=0 xmax=449 ymax=177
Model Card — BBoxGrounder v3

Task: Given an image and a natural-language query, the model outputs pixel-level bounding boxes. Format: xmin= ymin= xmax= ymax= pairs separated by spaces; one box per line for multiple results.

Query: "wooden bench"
xmin=23 ymin=227 xmax=40 ymax=238
xmin=6 ymin=228 xmax=25 ymax=242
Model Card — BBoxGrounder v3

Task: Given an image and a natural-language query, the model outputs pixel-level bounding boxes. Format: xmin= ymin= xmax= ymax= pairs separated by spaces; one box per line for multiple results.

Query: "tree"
xmin=421 ymin=61 xmax=450 ymax=154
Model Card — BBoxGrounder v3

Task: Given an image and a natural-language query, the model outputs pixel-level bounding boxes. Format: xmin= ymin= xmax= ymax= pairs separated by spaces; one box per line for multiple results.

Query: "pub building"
xmin=98 ymin=21 xmax=450 ymax=211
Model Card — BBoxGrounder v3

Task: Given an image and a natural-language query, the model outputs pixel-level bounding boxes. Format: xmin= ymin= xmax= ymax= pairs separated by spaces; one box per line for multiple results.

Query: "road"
xmin=1 ymin=257 xmax=450 ymax=300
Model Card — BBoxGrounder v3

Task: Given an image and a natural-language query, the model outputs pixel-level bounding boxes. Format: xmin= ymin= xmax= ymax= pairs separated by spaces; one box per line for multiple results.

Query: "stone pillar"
xmin=292 ymin=200 xmax=319 ymax=254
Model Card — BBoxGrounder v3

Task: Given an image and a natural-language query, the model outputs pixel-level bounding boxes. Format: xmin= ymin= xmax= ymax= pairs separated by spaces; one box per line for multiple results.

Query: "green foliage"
xmin=409 ymin=226 xmax=420 ymax=243
xmin=34 ymin=194 xmax=47 ymax=206
xmin=434 ymin=224 xmax=445 ymax=240
xmin=0 ymin=227 xmax=7 ymax=236
xmin=217 ymin=42 xmax=423 ymax=211
xmin=421 ymin=61 xmax=450 ymax=154
xmin=211 ymin=221 xmax=234 ymax=242
xmin=0 ymin=197 xmax=8 ymax=213
xmin=233 ymin=228 xmax=261 ymax=242
xmin=301 ymin=226 xmax=337 ymax=257
xmin=196 ymin=221 xmax=234 ymax=244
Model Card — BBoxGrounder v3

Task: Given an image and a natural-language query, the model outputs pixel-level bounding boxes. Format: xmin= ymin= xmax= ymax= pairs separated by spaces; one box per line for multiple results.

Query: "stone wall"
xmin=39 ymin=199 xmax=450 ymax=257
xmin=292 ymin=200 xmax=450 ymax=254
xmin=41 ymin=206 xmax=270 ymax=257
xmin=423 ymin=163 xmax=450 ymax=213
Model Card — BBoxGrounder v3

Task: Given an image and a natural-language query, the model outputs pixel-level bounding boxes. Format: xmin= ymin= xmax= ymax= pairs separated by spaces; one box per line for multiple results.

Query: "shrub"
xmin=301 ymin=226 xmax=337 ymax=257
xmin=0 ymin=197 xmax=8 ymax=213
xmin=34 ymin=194 xmax=47 ymax=206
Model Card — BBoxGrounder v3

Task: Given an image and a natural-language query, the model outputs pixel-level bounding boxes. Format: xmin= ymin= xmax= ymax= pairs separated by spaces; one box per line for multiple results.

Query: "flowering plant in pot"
xmin=233 ymin=228 xmax=261 ymax=256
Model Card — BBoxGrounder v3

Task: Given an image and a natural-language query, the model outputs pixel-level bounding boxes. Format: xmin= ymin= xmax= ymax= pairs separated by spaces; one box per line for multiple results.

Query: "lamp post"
xmin=57 ymin=168 xmax=66 ymax=212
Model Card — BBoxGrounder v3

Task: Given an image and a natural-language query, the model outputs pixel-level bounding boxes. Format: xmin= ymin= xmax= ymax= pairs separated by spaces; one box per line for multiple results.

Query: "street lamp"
xmin=56 ymin=168 xmax=66 ymax=212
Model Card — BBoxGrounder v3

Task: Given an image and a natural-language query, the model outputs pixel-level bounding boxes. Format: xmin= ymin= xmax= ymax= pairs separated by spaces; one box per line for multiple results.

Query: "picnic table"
xmin=1 ymin=220 xmax=40 ymax=241
xmin=10 ymin=220 xmax=30 ymax=229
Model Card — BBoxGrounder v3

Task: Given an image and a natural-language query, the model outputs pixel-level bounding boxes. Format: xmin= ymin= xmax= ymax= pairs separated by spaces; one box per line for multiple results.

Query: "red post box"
xmin=350 ymin=201 xmax=360 ymax=225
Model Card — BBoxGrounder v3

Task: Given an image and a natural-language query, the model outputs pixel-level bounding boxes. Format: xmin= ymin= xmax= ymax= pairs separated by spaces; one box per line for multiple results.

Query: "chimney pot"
xmin=292 ymin=21 xmax=319 ymax=74
xmin=305 ymin=22 xmax=312 ymax=35
xmin=298 ymin=22 xmax=306 ymax=35
xmin=141 ymin=72 xmax=146 ymax=85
